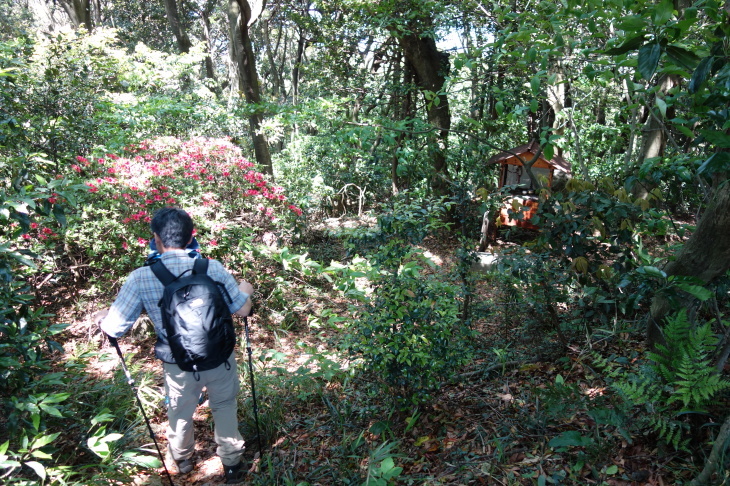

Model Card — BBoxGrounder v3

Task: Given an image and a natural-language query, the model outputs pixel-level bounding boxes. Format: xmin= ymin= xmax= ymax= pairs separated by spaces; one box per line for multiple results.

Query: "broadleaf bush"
xmin=341 ymin=197 xmax=474 ymax=407
xmin=59 ymin=136 xmax=302 ymax=280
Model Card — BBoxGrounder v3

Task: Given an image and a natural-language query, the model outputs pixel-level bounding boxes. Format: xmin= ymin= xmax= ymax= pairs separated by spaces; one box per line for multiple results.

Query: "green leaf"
xmin=42 ymin=393 xmax=70 ymax=404
xmin=674 ymin=124 xmax=694 ymax=138
xmin=673 ymin=282 xmax=713 ymax=301
xmin=638 ymin=266 xmax=667 ymax=278
xmin=0 ymin=458 xmax=22 ymax=469
xmin=121 ymin=452 xmax=162 ymax=468
xmin=665 ymin=45 xmax=700 ymax=70
xmin=31 ymin=450 xmax=53 ymax=460
xmin=653 ymin=0 xmax=674 ymax=24
xmin=495 ymin=101 xmax=504 ymax=116
xmin=25 ymin=461 xmax=46 ymax=480
xmin=690 ymin=56 xmax=714 ymax=93
xmin=606 ymin=464 xmax=619 ymax=475
xmin=604 ymin=34 xmax=647 ymax=55
xmin=549 ymin=431 xmax=593 ymax=448
xmin=530 ymin=75 xmax=540 ymax=95
xmin=617 ymin=17 xmax=647 ymax=33
xmin=656 ymin=98 xmax=667 ymax=118
xmin=101 ymin=433 xmax=124 ymax=443
xmin=380 ymin=457 xmax=395 ymax=472
xmin=699 ymin=130 xmax=730 ymax=148
xmin=543 ymin=143 xmax=554 ymax=161
xmin=52 ymin=204 xmax=67 ymax=227
xmin=698 ymin=153 xmax=730 ymax=176
xmin=638 ymin=42 xmax=661 ymax=80
xmin=31 ymin=433 xmax=60 ymax=450
xmin=38 ymin=404 xmax=63 ymax=417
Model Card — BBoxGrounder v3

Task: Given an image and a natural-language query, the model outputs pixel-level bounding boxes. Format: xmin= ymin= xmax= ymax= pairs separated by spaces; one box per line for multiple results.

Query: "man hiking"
xmin=97 ymin=207 xmax=254 ymax=484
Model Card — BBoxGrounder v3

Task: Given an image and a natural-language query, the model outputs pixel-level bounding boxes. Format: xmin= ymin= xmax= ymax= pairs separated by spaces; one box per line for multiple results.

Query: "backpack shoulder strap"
xmin=150 ymin=260 xmax=176 ymax=286
xmin=193 ymin=258 xmax=209 ymax=276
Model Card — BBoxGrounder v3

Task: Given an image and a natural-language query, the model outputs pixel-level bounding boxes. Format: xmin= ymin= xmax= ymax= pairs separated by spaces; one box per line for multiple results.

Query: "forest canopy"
xmin=1 ymin=0 xmax=730 ymax=485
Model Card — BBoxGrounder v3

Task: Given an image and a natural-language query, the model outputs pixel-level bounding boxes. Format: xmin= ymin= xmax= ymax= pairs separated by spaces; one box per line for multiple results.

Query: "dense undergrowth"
xmin=1 ymin=23 xmax=729 ymax=486
xmin=2 ymin=134 xmax=729 ymax=485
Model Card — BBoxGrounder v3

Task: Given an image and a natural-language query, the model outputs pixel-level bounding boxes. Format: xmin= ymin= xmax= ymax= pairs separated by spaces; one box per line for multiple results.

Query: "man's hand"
xmin=234 ymin=280 xmax=254 ymax=317
xmin=91 ymin=308 xmax=112 ymax=346
xmin=92 ymin=308 xmax=109 ymax=328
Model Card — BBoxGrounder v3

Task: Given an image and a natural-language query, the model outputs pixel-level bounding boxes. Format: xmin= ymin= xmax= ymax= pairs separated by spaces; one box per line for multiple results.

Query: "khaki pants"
xmin=163 ymin=354 xmax=245 ymax=467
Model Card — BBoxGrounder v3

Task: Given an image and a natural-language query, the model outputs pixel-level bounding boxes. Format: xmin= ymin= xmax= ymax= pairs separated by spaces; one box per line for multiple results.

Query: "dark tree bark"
xmin=229 ymin=0 xmax=273 ymax=176
xmin=57 ymin=0 xmax=98 ymax=30
xmin=292 ymin=25 xmax=306 ymax=105
xmin=198 ymin=1 xmax=217 ymax=81
xmin=397 ymin=18 xmax=451 ymax=197
xmin=648 ymin=175 xmax=730 ymax=347
xmin=162 ymin=0 xmax=192 ymax=53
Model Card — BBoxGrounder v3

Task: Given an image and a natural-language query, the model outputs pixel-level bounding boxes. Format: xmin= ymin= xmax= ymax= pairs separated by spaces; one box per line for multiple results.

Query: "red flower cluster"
xmin=73 ymin=137 xmax=303 ymax=254
xmin=21 ymin=223 xmax=59 ymax=241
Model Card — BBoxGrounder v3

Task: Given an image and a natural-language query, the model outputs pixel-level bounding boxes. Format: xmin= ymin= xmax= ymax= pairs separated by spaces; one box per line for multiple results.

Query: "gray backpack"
xmin=151 ymin=258 xmax=235 ymax=378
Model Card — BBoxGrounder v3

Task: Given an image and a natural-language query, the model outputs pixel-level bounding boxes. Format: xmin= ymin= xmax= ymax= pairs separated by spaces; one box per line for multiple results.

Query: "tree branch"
xmin=690 ymin=413 xmax=730 ymax=486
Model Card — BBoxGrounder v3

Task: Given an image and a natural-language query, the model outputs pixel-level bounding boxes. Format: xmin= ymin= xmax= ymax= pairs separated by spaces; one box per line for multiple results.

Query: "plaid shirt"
xmin=100 ymin=250 xmax=249 ymax=343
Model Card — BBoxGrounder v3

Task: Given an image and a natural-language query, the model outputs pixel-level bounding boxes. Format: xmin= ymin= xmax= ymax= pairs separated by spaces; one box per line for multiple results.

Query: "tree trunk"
xmin=162 ymin=0 xmax=192 ymax=53
xmin=57 ymin=0 xmax=95 ymax=30
xmin=690 ymin=412 xmax=730 ymax=486
xmin=230 ymin=0 xmax=273 ymax=176
xmin=398 ymin=19 xmax=451 ymax=197
xmin=261 ymin=19 xmax=284 ymax=99
xmin=292 ymin=27 xmax=306 ymax=106
xmin=648 ymin=176 xmax=730 ymax=347
xmin=199 ymin=4 xmax=217 ymax=82
xmin=631 ymin=74 xmax=679 ymax=198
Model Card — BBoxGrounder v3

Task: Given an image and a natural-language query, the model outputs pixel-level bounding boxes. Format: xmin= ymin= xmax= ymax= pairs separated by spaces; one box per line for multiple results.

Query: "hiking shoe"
xmin=166 ymin=451 xmax=194 ymax=474
xmin=174 ymin=457 xmax=194 ymax=474
xmin=224 ymin=461 xmax=245 ymax=484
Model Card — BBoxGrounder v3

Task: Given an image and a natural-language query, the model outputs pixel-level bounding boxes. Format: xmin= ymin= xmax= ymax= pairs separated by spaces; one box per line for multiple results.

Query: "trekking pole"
xmin=243 ymin=316 xmax=263 ymax=457
xmin=107 ymin=336 xmax=175 ymax=486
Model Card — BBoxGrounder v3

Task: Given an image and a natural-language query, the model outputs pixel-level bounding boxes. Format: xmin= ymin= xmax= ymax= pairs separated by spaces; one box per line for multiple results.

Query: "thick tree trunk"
xmin=57 ymin=0 xmax=95 ymax=30
xmin=230 ymin=0 xmax=273 ymax=176
xmin=162 ymin=0 xmax=192 ymax=53
xmin=648 ymin=177 xmax=730 ymax=347
xmin=398 ymin=20 xmax=451 ymax=197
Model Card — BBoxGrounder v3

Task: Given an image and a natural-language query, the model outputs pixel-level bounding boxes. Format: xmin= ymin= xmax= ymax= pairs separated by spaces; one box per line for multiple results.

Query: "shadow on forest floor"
xmin=52 ymin=225 xmax=710 ymax=486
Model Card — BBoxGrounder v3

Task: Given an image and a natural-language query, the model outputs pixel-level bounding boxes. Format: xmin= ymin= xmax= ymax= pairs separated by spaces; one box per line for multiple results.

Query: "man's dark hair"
xmin=150 ymin=207 xmax=194 ymax=249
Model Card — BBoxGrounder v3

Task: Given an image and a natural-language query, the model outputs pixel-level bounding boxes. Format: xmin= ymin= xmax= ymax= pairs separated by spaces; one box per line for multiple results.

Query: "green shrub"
xmin=342 ymin=197 xmax=474 ymax=406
